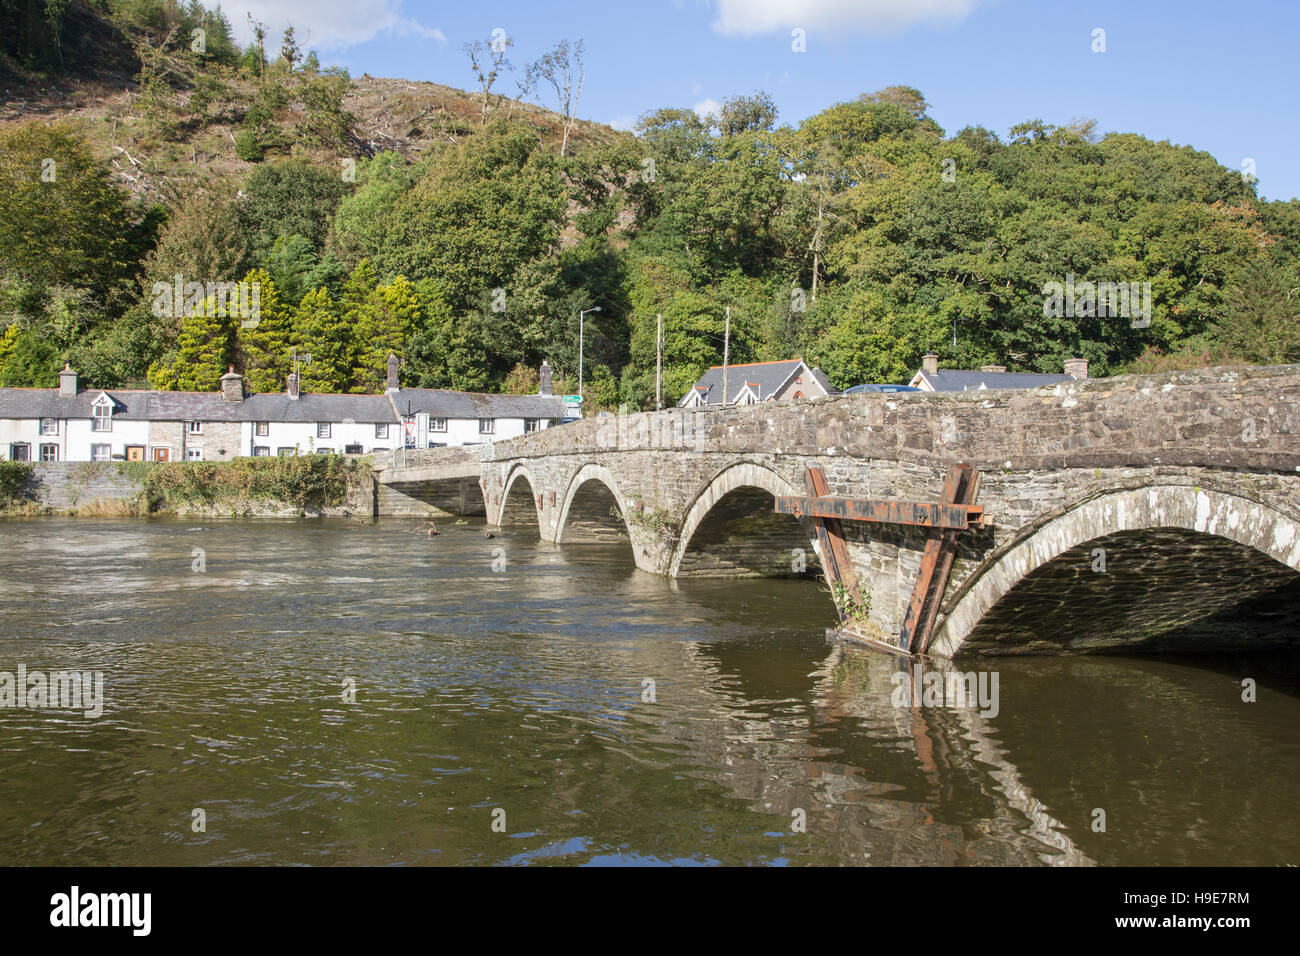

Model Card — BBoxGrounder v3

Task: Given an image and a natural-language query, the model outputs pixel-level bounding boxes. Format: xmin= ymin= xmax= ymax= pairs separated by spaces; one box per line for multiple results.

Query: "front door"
xmin=153 ymin=447 xmax=170 ymax=462
xmin=126 ymin=445 xmax=144 ymax=462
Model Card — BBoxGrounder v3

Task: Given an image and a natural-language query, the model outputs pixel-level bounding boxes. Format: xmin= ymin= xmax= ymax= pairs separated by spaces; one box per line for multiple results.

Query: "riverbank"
xmin=0 ymin=457 xmax=376 ymax=518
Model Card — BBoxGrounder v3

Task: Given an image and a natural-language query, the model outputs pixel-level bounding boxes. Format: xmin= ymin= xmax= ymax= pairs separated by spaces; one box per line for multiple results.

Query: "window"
xmin=8 ymin=443 xmax=29 ymax=461
xmin=253 ymin=446 xmax=270 ymax=457
xmin=92 ymin=402 xmax=112 ymax=432
xmin=39 ymin=444 xmax=58 ymax=462
xmin=524 ymin=418 xmax=541 ymax=433
xmin=39 ymin=418 xmax=58 ymax=436
xmin=277 ymin=447 xmax=296 ymax=457
xmin=344 ymin=444 xmax=363 ymax=455
xmin=316 ymin=422 xmax=331 ymax=439
xmin=478 ymin=418 xmax=495 ymax=434
xmin=187 ymin=421 xmax=202 ymax=434
xmin=255 ymin=422 xmax=269 ymax=437
xmin=91 ymin=444 xmax=111 ymax=462
xmin=316 ymin=447 xmax=333 ymax=455
xmin=375 ymin=423 xmax=390 ymax=439
xmin=429 ymin=418 xmax=447 ymax=432
xmin=427 ymin=442 xmax=446 ymax=448
xmin=186 ymin=448 xmax=202 ymax=460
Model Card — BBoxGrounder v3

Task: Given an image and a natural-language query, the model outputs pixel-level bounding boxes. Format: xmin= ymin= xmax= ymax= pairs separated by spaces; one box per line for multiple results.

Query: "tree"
xmin=0 ymin=122 xmax=145 ymax=295
xmin=527 ymin=38 xmax=585 ymax=156
xmin=235 ymin=269 xmax=292 ymax=392
xmin=463 ymin=35 xmax=513 ymax=125
xmin=350 ymin=276 xmax=421 ymax=392
xmin=241 ymin=158 xmax=351 ymax=255
xmin=294 ymin=286 xmax=352 ymax=393
xmin=148 ymin=296 xmax=235 ymax=391
xmin=1211 ymin=257 xmax=1300 ymax=364
xmin=376 ymin=124 xmax=566 ymax=311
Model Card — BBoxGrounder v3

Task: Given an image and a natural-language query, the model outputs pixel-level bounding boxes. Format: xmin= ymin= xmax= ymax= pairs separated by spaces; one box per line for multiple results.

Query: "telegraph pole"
xmin=578 ymin=306 xmax=601 ymax=399
xmin=655 ymin=310 xmax=665 ymax=408
xmin=722 ymin=306 xmax=730 ymax=407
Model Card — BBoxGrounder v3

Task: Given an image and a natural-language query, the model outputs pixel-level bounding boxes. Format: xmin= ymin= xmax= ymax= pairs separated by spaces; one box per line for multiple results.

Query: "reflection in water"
xmin=0 ymin=518 xmax=1295 ymax=865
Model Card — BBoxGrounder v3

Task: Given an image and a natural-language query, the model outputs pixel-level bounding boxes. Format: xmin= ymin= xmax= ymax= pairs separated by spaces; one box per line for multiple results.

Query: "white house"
xmin=0 ymin=357 xmax=571 ymax=463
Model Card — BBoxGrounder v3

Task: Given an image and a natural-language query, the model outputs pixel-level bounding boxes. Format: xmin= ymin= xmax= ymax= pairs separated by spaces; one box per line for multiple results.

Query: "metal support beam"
xmin=775 ymin=495 xmax=982 ymax=530
xmin=802 ymin=468 xmax=862 ymax=615
xmin=898 ymin=464 xmax=979 ymax=654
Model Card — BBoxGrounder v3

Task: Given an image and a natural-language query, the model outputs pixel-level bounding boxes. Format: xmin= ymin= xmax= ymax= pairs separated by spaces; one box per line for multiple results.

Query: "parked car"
xmin=843 ymin=384 xmax=921 ymax=394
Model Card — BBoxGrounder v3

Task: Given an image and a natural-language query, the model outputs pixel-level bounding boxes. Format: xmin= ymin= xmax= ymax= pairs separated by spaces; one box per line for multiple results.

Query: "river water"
xmin=0 ymin=517 xmax=1296 ymax=866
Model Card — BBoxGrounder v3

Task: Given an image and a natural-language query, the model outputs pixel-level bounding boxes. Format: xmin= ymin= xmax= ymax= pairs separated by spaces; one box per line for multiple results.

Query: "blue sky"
xmin=228 ymin=0 xmax=1299 ymax=201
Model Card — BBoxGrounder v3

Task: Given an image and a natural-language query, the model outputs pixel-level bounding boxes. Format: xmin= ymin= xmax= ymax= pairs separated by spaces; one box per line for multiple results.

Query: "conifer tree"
xmin=294 ymin=286 xmax=352 ymax=393
xmin=236 ymin=269 xmax=291 ymax=393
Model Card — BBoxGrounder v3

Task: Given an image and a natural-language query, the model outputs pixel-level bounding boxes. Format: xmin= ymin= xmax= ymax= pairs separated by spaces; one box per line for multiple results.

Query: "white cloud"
xmin=228 ymin=1 xmax=445 ymax=53
xmin=693 ymin=98 xmax=722 ymax=120
xmin=712 ymin=0 xmax=982 ymax=37
xmin=609 ymin=114 xmax=638 ymax=132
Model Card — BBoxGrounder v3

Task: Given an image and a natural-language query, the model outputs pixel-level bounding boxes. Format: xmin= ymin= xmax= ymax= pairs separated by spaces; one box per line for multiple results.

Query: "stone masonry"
xmin=380 ymin=364 xmax=1300 ymax=656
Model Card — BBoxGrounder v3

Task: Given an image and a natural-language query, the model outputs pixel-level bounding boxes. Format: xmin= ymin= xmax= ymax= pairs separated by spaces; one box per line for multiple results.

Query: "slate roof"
xmin=396 ymin=389 xmax=568 ymax=420
xmin=678 ymin=360 xmax=834 ymax=406
xmin=0 ymin=386 xmax=568 ymax=423
xmin=916 ymin=370 xmax=1075 ymax=392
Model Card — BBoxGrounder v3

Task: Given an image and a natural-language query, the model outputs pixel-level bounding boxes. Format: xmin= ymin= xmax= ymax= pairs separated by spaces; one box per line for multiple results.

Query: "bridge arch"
xmin=555 ymin=462 xmax=633 ymax=545
xmin=931 ymin=484 xmax=1300 ymax=657
xmin=498 ymin=464 xmax=542 ymax=531
xmin=670 ymin=461 xmax=819 ymax=578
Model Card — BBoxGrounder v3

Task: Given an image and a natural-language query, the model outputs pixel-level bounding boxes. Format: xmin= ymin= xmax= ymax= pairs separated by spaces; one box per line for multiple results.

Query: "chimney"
xmin=1064 ymin=357 xmax=1089 ymax=380
xmin=539 ymin=360 xmax=553 ymax=396
xmin=58 ymin=363 xmax=77 ymax=397
xmin=286 ymin=372 xmax=300 ymax=400
xmin=220 ymin=366 xmax=244 ymax=402
xmin=980 ymin=365 xmax=1007 ymax=374
xmin=922 ymin=353 xmax=939 ymax=376
xmin=385 ymin=353 xmax=400 ymax=392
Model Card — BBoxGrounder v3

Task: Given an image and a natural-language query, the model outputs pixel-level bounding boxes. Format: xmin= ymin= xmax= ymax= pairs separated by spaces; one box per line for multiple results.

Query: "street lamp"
xmin=578 ymin=306 xmax=601 ymax=399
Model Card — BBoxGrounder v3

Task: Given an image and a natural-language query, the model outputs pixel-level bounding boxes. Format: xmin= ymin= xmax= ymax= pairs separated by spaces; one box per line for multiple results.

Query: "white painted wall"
xmin=0 ymin=412 xmax=559 ymax=459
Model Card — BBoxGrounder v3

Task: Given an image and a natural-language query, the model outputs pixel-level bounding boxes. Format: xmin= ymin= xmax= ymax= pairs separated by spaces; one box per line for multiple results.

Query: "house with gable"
xmin=678 ymin=359 xmax=836 ymax=408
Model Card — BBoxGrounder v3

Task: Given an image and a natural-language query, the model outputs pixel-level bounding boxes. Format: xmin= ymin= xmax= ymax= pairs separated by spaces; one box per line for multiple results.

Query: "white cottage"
xmin=0 ymin=358 xmax=570 ymax=462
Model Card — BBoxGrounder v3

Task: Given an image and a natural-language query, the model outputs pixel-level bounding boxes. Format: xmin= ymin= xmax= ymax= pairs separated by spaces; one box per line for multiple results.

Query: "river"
xmin=0 ymin=517 xmax=1296 ymax=866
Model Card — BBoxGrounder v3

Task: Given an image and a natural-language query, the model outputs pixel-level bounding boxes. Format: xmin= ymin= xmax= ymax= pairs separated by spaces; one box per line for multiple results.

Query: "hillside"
xmin=1 ymin=0 xmax=1297 ymax=410
xmin=0 ymin=2 xmax=625 ymax=204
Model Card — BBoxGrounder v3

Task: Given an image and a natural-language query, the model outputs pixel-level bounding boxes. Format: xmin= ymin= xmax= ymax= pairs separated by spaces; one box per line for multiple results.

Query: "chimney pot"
xmin=219 ymin=367 xmax=244 ymax=403
xmin=58 ymin=363 xmax=77 ymax=397
xmin=922 ymin=353 xmax=939 ymax=376
xmin=539 ymin=360 xmax=553 ymax=396
xmin=1064 ymin=357 xmax=1089 ymax=380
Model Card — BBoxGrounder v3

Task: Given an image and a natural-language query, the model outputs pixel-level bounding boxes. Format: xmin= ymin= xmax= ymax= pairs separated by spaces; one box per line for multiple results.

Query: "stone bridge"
xmin=376 ymin=365 xmax=1300 ymax=658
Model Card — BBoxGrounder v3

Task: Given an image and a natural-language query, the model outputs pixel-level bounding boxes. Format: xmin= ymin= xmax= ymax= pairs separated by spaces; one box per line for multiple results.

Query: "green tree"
xmin=236 ymin=269 xmax=291 ymax=392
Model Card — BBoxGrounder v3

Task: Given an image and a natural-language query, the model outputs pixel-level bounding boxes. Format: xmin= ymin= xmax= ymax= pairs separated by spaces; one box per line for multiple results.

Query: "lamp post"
xmin=578 ymin=306 xmax=601 ymax=399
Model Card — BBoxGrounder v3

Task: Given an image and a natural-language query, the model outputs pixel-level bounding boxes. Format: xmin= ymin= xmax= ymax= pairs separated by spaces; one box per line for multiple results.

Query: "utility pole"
xmin=655 ymin=313 xmax=663 ymax=410
xmin=578 ymin=306 xmax=601 ymax=400
xmin=722 ymin=306 xmax=730 ymax=407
